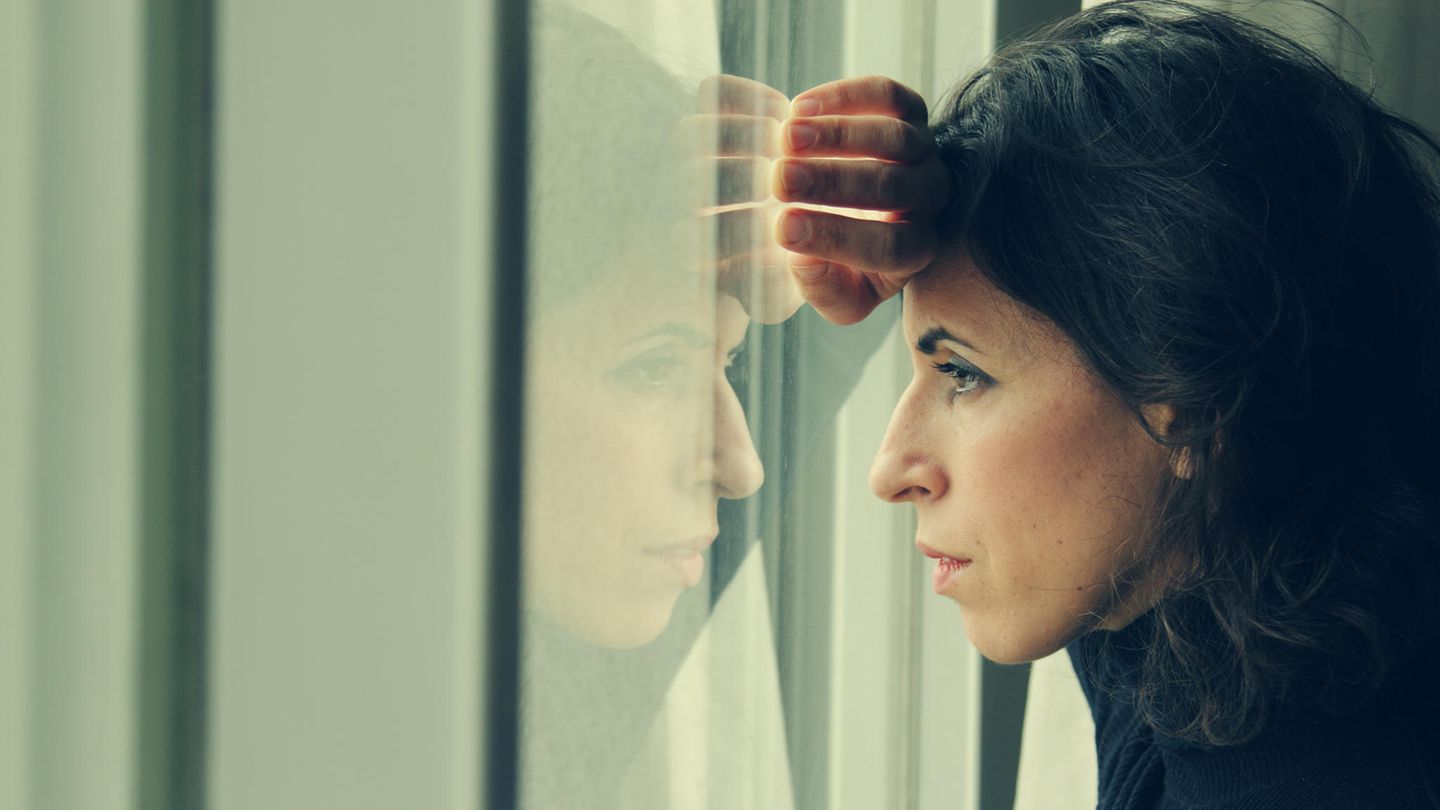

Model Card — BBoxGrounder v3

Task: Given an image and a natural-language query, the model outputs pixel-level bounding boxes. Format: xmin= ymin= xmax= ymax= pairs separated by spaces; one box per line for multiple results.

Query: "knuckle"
xmin=851 ymin=77 xmax=890 ymax=113
xmin=869 ymin=166 xmax=894 ymax=207
xmin=815 ymin=210 xmax=848 ymax=249
xmin=879 ymin=79 xmax=905 ymax=112
xmin=803 ymin=284 xmax=864 ymax=325
xmin=898 ymin=224 xmax=938 ymax=272
xmin=865 ymin=122 xmax=888 ymax=154
xmin=810 ymin=164 xmax=838 ymax=202
xmin=901 ymin=84 xmax=927 ymax=114
xmin=799 ymin=273 xmax=837 ymax=305
xmin=884 ymin=118 xmax=909 ymax=155
xmin=809 ymin=162 xmax=838 ymax=198
xmin=796 ymin=270 xmax=844 ymax=309
xmin=876 ymin=165 xmax=907 ymax=207
xmin=869 ymin=223 xmax=901 ymax=267
xmin=901 ymin=123 xmax=928 ymax=159
xmin=856 ymin=166 xmax=883 ymax=205
xmin=867 ymin=120 xmax=894 ymax=155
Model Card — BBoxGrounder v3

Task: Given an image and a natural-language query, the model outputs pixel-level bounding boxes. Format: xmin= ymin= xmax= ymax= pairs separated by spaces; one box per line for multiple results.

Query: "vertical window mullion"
xmin=482 ymin=0 xmax=529 ymax=807
xmin=138 ymin=0 xmax=219 ymax=808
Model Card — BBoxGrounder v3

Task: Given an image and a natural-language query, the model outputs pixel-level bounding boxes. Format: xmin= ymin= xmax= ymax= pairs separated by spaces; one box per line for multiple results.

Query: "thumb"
xmin=790 ymin=258 xmax=907 ymax=325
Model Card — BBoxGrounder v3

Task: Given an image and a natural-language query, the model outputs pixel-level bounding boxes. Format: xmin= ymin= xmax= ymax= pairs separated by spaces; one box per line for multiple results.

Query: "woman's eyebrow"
xmin=623 ymin=323 xmax=712 ymax=349
xmin=916 ymin=326 xmax=985 ymax=356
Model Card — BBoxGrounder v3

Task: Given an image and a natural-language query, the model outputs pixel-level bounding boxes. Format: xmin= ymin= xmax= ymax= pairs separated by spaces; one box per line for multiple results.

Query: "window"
xmin=519 ymin=2 xmax=1004 ymax=809
xmin=10 ymin=1 xmax=1433 ymax=809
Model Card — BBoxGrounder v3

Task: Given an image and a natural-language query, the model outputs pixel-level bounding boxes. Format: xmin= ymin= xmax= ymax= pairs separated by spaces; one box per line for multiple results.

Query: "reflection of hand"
xmin=772 ymin=77 xmax=952 ymax=325
xmin=687 ymin=75 xmax=805 ymax=324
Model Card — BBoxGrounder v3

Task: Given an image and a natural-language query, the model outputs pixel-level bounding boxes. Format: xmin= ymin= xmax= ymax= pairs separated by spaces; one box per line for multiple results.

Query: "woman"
xmin=772 ymin=1 xmax=1440 ymax=806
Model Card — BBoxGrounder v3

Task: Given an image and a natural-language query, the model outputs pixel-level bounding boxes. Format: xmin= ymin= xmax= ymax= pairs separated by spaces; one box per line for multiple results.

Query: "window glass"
xmin=521 ymin=2 xmax=987 ymax=809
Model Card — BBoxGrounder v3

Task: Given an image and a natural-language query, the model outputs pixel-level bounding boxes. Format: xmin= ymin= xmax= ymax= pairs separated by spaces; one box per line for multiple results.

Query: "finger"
xmin=702 ymin=207 xmax=801 ymax=324
xmin=773 ymin=157 xmax=951 ymax=213
xmin=677 ymin=114 xmax=781 ymax=157
xmin=699 ymin=74 xmax=789 ymax=119
xmin=717 ymin=251 xmax=804 ymax=325
xmin=775 ymin=206 xmax=937 ymax=276
xmin=739 ymin=269 xmax=806 ymax=324
xmin=710 ymin=157 xmax=772 ymax=207
xmin=702 ymin=206 xmax=781 ymax=265
xmin=781 ymin=115 xmax=933 ymax=162
xmin=788 ymin=259 xmax=907 ymax=326
xmin=789 ymin=76 xmax=928 ymax=126
xmin=681 ymin=156 xmax=771 ymax=209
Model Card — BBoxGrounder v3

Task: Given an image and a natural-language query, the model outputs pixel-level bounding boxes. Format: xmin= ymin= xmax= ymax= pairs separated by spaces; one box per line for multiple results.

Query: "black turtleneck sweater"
xmin=1067 ymin=613 xmax=1440 ymax=809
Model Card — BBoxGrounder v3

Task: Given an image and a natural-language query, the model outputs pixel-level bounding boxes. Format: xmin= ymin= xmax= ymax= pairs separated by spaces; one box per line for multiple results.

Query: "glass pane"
xmin=208 ymin=3 xmax=490 ymax=808
xmin=520 ymin=3 xmax=991 ymax=809
xmin=522 ymin=6 xmax=760 ymax=807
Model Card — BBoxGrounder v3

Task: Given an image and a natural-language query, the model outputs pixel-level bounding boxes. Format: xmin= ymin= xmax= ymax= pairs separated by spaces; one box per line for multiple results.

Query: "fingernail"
xmin=791 ymin=97 xmax=820 ymax=117
xmin=780 ymin=212 xmax=810 ymax=246
xmin=780 ymin=163 xmax=810 ymax=195
xmin=792 ymin=262 xmax=828 ymax=280
xmin=787 ymin=123 xmax=817 ymax=151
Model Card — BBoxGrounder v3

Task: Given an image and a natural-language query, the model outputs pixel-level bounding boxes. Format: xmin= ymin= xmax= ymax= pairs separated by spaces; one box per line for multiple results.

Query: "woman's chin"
xmin=961 ymin=609 xmax=1086 ymax=666
xmin=972 ymin=641 xmax=1049 ymax=666
xmin=542 ymin=595 xmax=681 ymax=651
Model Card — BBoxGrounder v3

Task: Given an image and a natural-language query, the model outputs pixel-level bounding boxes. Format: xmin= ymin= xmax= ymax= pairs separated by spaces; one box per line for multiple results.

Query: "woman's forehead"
xmin=538 ymin=275 xmax=745 ymax=354
xmin=903 ymin=260 xmax=1039 ymax=357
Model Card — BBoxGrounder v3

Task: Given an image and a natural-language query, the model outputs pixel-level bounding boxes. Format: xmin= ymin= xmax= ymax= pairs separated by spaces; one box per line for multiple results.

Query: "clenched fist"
xmin=773 ymin=76 xmax=951 ymax=325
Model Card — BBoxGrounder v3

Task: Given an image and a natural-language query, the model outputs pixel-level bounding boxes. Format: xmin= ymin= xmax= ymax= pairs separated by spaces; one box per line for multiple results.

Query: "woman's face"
xmin=525 ymin=275 xmax=763 ymax=649
xmin=869 ymin=250 xmax=1173 ymax=663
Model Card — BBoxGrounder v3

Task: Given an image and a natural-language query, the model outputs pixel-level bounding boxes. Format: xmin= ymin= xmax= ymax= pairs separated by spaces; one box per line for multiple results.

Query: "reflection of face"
xmin=525 ymin=278 xmax=763 ymax=649
xmin=869 ymin=252 xmax=1172 ymax=664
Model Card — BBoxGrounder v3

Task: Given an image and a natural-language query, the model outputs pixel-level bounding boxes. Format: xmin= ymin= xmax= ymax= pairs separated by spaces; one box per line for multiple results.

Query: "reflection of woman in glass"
xmin=522 ymin=9 xmax=775 ymax=809
xmin=526 ymin=7 xmax=763 ymax=652
xmin=526 ymin=281 xmax=761 ymax=648
xmin=776 ymin=1 xmax=1440 ymax=804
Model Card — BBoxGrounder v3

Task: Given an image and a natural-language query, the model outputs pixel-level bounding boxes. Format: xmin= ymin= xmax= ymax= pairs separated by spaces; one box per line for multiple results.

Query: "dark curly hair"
xmin=933 ymin=0 xmax=1440 ymax=745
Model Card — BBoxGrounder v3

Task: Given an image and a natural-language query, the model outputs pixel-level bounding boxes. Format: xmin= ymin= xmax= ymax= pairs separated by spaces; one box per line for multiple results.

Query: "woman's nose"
xmin=869 ymin=389 xmax=947 ymax=504
xmin=712 ymin=381 xmax=764 ymax=500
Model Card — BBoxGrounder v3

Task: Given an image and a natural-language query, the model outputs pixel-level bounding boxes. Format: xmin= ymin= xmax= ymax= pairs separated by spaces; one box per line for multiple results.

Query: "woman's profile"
xmin=526 ymin=5 xmax=768 ymax=653
xmin=520 ymin=9 xmax=779 ymax=808
xmin=771 ymin=1 xmax=1440 ymax=805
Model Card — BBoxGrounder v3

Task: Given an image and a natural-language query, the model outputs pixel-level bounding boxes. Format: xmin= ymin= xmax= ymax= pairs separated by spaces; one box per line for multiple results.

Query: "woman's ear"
xmin=1141 ymin=403 xmax=1194 ymax=480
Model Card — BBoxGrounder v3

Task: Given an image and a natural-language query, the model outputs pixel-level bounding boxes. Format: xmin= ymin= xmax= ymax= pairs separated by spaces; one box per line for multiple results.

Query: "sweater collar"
xmin=1153 ymin=705 xmax=1377 ymax=803
xmin=1075 ymin=601 xmax=1426 ymax=805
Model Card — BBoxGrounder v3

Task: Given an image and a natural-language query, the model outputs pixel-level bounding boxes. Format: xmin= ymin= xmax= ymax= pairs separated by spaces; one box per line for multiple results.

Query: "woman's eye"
xmin=613 ymin=353 xmax=687 ymax=390
xmin=931 ymin=360 xmax=988 ymax=400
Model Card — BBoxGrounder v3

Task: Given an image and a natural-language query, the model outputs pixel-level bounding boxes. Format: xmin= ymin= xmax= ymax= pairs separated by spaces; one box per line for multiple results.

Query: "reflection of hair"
xmin=936 ymin=0 xmax=1440 ymax=745
xmin=530 ymin=4 xmax=692 ymax=311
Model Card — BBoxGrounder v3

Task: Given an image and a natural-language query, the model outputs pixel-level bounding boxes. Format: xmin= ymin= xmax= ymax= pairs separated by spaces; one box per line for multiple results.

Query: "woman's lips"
xmin=649 ymin=548 xmax=704 ymax=587
xmin=917 ymin=542 xmax=973 ymax=593
xmin=643 ymin=532 xmax=718 ymax=588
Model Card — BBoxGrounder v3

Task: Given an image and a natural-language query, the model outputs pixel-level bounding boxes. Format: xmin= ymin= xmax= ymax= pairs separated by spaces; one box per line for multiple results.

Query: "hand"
xmin=683 ymin=75 xmax=805 ymax=324
xmin=772 ymin=76 xmax=951 ymax=325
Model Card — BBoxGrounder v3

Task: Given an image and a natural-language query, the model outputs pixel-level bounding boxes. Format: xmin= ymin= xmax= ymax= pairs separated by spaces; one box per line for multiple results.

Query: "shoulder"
xmin=1156 ymin=678 xmax=1440 ymax=809
xmin=1069 ymin=632 xmax=1440 ymax=809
